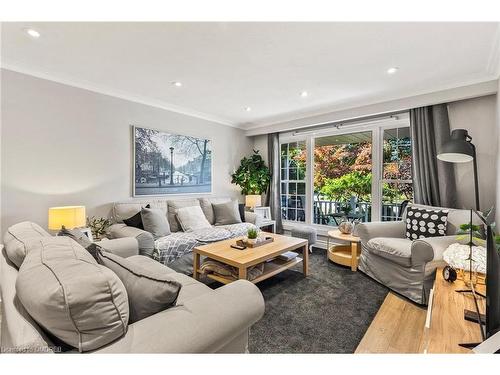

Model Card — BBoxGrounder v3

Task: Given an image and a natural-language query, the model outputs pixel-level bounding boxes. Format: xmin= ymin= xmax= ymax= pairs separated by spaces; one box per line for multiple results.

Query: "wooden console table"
xmin=356 ymin=268 xmax=486 ymax=353
xmin=421 ymin=268 xmax=486 ymax=353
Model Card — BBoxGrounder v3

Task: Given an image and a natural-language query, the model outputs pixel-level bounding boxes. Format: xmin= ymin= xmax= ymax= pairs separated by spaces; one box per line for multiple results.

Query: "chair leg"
xmin=309 ymin=245 xmax=313 ymax=253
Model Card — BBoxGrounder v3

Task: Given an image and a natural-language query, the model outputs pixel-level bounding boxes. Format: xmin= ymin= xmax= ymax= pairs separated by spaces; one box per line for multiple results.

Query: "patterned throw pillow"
xmin=405 ymin=206 xmax=449 ymax=240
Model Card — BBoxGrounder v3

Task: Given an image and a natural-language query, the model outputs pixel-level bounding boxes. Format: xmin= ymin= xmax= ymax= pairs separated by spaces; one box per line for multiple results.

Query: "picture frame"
xmin=253 ymin=206 xmax=272 ymax=220
xmin=132 ymin=125 xmax=213 ymax=196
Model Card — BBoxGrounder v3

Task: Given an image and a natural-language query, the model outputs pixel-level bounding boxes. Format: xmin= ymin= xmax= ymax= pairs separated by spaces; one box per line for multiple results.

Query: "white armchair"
xmin=354 ymin=204 xmax=474 ymax=305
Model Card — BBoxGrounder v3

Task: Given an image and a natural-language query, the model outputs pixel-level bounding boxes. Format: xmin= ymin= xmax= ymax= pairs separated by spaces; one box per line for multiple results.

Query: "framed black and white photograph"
xmin=133 ymin=126 xmax=212 ymax=196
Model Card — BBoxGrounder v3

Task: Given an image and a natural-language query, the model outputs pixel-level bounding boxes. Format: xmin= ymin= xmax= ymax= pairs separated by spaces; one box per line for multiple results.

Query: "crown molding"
xmin=1 ymin=62 xmax=241 ymax=128
xmin=244 ymin=79 xmax=499 ymax=136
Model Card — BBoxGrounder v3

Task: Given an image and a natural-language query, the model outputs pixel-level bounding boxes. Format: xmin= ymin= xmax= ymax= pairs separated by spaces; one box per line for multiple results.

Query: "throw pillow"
xmin=16 ymin=236 xmax=129 ymax=352
xmin=123 ymin=204 xmax=150 ymax=229
xmin=57 ymin=226 xmax=100 ymax=260
xmin=238 ymin=203 xmax=246 ymax=222
xmin=167 ymin=199 xmax=201 ymax=232
xmin=212 ymin=200 xmax=242 ymax=226
xmin=405 ymin=206 xmax=449 ymax=240
xmin=176 ymin=205 xmax=212 ymax=232
xmin=96 ymin=250 xmax=181 ymax=324
xmin=3 ymin=221 xmax=52 ymax=268
xmin=141 ymin=207 xmax=171 ymax=239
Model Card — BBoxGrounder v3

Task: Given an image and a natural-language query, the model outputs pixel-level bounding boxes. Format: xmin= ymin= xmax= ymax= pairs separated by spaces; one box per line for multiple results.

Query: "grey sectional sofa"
xmin=108 ymin=197 xmax=263 ymax=273
xmin=354 ymin=204 xmax=474 ymax=305
xmin=0 ymin=221 xmax=265 ymax=353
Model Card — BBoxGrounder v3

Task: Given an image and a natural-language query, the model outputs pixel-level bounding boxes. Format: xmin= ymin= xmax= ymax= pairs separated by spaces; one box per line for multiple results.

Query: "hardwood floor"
xmin=355 ymin=292 xmax=427 ymax=353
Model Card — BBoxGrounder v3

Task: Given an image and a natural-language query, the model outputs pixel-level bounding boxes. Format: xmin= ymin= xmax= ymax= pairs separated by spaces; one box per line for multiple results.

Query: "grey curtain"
xmin=266 ymin=133 xmax=284 ymax=233
xmin=410 ymin=104 xmax=457 ymax=208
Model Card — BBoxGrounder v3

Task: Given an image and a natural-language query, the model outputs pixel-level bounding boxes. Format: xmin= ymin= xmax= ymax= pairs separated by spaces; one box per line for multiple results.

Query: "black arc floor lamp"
xmin=436 ymin=129 xmax=479 ymax=211
xmin=437 ymin=128 xmax=485 ymax=347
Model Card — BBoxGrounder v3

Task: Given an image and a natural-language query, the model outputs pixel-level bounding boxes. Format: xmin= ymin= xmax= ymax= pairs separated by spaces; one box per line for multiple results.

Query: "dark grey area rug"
xmin=247 ymin=248 xmax=388 ymax=353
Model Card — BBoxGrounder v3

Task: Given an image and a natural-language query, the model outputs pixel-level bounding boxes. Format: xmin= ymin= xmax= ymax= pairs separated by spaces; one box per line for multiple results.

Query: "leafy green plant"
xmin=456 ymin=207 xmax=500 ymax=253
xmin=87 ymin=216 xmax=112 ymax=240
xmin=247 ymin=228 xmax=258 ymax=239
xmin=231 ymin=150 xmax=271 ymax=195
xmin=320 ymin=171 xmax=372 ymax=203
xmin=456 ymin=223 xmax=485 ymax=246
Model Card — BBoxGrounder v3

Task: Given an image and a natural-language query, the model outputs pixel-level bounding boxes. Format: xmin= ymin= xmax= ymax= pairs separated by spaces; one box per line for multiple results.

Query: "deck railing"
xmin=312 ymin=197 xmax=402 ymax=225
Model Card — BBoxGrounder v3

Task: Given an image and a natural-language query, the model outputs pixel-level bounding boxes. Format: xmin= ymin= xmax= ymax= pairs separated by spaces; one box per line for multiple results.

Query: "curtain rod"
xmin=291 ymin=111 xmax=409 ymax=136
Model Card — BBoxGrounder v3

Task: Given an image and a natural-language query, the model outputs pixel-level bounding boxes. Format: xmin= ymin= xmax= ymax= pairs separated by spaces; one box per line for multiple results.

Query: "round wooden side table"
xmin=327 ymin=229 xmax=361 ymax=272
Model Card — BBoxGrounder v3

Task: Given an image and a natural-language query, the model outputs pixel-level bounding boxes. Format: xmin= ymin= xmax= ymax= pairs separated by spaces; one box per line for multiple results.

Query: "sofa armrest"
xmin=244 ymin=211 xmax=263 ymax=227
xmin=99 ymin=237 xmax=139 ymax=258
xmin=95 ymin=280 xmax=265 ymax=353
xmin=107 ymin=223 xmax=155 ymax=258
xmin=411 ymin=235 xmax=460 ymax=265
xmin=354 ymin=221 xmax=405 ymax=245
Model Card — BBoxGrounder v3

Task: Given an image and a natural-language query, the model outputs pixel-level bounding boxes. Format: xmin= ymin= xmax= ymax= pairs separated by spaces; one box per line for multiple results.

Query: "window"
xmin=314 ymin=131 xmax=373 ymax=225
xmin=279 ymin=114 xmax=412 ymax=228
xmin=381 ymin=127 xmax=413 ymax=221
xmin=280 ymin=141 xmax=306 ymax=222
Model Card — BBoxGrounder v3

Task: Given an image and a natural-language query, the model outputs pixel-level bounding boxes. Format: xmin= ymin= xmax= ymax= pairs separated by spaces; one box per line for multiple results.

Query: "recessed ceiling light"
xmin=245 ymin=107 xmax=252 ymax=112
xmin=387 ymin=67 xmax=399 ymax=74
xmin=172 ymin=81 xmax=182 ymax=87
xmin=300 ymin=91 xmax=309 ymax=98
xmin=25 ymin=28 xmax=40 ymax=38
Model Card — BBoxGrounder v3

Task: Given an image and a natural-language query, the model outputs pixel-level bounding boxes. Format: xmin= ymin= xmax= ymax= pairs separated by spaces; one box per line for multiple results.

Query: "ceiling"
xmin=2 ymin=22 xmax=499 ymax=129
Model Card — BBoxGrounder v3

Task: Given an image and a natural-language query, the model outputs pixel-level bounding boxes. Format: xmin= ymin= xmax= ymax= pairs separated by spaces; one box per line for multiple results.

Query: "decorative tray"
xmin=236 ymin=236 xmax=274 ymax=248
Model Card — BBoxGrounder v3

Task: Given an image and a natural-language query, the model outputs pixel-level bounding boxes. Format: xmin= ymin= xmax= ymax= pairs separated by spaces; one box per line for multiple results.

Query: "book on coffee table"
xmin=278 ymin=251 xmax=299 ymax=261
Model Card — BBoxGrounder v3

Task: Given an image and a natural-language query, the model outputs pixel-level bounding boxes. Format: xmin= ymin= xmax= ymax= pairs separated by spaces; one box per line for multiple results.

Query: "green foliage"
xmin=231 ymin=150 xmax=271 ymax=195
xmin=247 ymin=228 xmax=258 ymax=239
xmin=86 ymin=216 xmax=112 ymax=239
xmin=320 ymin=171 xmax=372 ymax=203
xmin=456 ymin=223 xmax=485 ymax=246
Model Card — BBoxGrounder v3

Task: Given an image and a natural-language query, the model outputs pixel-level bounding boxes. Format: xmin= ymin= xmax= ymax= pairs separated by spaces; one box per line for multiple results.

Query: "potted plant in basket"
xmin=247 ymin=228 xmax=259 ymax=245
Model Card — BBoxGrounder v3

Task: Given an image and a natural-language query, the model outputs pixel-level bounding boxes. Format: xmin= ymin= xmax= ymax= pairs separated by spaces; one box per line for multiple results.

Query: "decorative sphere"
xmin=338 ymin=221 xmax=353 ymax=234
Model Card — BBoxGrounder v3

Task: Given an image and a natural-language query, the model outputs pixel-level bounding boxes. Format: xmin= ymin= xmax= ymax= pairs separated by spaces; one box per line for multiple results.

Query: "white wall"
xmin=253 ymin=134 xmax=269 ymax=165
xmin=253 ymin=94 xmax=499 ymax=212
xmin=448 ymin=95 xmax=497 ymax=211
xmin=1 ymin=69 xmax=253 ymax=233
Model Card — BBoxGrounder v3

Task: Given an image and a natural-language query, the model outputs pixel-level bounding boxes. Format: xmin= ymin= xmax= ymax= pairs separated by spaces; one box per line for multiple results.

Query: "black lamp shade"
xmin=437 ymin=129 xmax=474 ymax=163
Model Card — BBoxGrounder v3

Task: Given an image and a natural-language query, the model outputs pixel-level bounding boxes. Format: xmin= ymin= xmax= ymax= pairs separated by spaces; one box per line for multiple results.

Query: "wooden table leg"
xmin=351 ymin=242 xmax=359 ymax=272
xmin=193 ymin=252 xmax=201 ymax=280
xmin=238 ymin=267 xmax=247 ymax=280
xmin=302 ymin=244 xmax=309 ymax=276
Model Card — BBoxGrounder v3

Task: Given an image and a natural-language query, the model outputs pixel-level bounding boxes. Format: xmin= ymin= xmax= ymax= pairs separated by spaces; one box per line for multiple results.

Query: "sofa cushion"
xmin=141 ymin=207 xmax=171 ymax=239
xmin=238 ymin=204 xmax=246 ymax=222
xmin=367 ymin=237 xmax=413 ymax=267
xmin=57 ymin=226 xmax=99 ymax=259
xmin=123 ymin=204 xmax=150 ymax=229
xmin=0 ymin=247 xmax=54 ymax=353
xmin=217 ymin=222 xmax=256 ymax=237
xmin=16 ymin=236 xmax=129 ymax=352
xmin=167 ymin=273 xmax=213 ymax=305
xmin=176 ymin=205 xmax=212 ymax=232
xmin=3 ymin=221 xmax=52 ymax=268
xmin=198 ymin=197 xmax=232 ymax=225
xmin=125 ymin=257 xmax=211 ymax=304
xmin=405 ymin=205 xmax=449 ymax=240
xmin=97 ymin=251 xmax=181 ymax=324
xmin=213 ymin=200 xmax=242 ymax=226
xmin=167 ymin=199 xmax=201 ymax=232
xmin=127 ymin=254 xmax=177 ymax=274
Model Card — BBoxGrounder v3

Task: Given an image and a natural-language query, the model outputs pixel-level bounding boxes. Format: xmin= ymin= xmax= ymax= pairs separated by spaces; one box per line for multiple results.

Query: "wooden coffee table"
xmin=193 ymin=233 xmax=309 ymax=284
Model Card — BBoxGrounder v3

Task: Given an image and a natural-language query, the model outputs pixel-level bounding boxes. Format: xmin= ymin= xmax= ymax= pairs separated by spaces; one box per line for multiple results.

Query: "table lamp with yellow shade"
xmin=245 ymin=194 xmax=262 ymax=210
xmin=48 ymin=206 xmax=86 ymax=231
